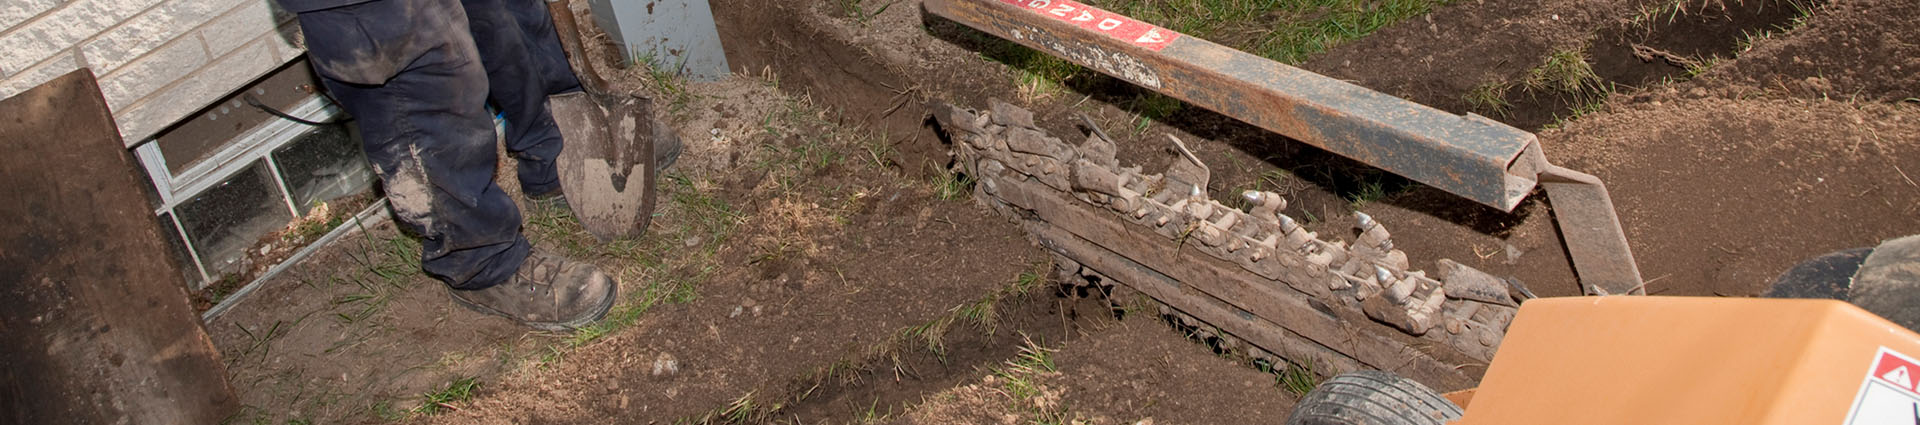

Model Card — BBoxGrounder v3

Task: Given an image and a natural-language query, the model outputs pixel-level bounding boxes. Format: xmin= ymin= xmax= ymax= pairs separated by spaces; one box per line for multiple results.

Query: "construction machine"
xmin=1286 ymin=235 xmax=1920 ymax=425
xmin=924 ymin=0 xmax=1636 ymax=390
xmin=920 ymin=2 xmax=1920 ymax=423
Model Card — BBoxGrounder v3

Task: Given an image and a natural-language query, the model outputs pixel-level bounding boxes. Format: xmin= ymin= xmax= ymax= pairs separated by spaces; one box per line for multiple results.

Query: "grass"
xmin=1127 ymin=92 xmax=1186 ymax=135
xmin=838 ymin=0 xmax=899 ymax=26
xmin=412 ymin=377 xmax=481 ymax=416
xmin=988 ymin=334 xmax=1072 ymax=424
xmin=1275 ymin=360 xmax=1324 ymax=395
xmin=1089 ymin=0 xmax=1454 ymax=64
xmin=630 ymin=49 xmax=696 ymax=113
xmin=1016 ymin=68 xmax=1069 ymax=103
xmin=969 ymin=0 xmax=1445 ymax=143
xmin=1346 ymin=179 xmax=1390 ymax=209
xmin=931 ymin=165 xmax=976 ymax=201
xmin=1524 ymin=49 xmax=1604 ymax=96
xmin=854 ymin=398 xmax=893 ymax=424
xmin=1463 ymin=81 xmax=1513 ymax=116
xmin=683 ymin=391 xmax=781 ymax=425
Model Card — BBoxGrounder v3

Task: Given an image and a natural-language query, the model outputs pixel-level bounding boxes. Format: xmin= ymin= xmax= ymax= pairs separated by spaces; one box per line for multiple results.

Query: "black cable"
xmin=245 ymin=93 xmax=353 ymax=126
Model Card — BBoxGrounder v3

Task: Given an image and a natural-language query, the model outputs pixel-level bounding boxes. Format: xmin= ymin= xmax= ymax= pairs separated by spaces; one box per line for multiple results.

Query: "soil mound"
xmin=1543 ymin=96 xmax=1920 ymax=296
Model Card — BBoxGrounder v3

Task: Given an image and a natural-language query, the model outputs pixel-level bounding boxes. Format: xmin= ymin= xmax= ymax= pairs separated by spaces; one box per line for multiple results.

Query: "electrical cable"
xmin=244 ymin=93 xmax=353 ymax=126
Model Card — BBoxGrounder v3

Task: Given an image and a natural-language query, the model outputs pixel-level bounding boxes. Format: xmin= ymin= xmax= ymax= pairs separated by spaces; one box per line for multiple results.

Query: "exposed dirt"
xmin=1298 ymin=0 xmax=1641 ymax=116
xmin=893 ymin=315 xmax=1299 ymax=425
xmin=1695 ymin=0 xmax=1920 ymax=101
xmin=208 ymin=0 xmax=1920 ymax=423
xmin=1543 ymin=95 xmax=1920 ymax=296
xmin=210 ymin=218 xmax=538 ymax=424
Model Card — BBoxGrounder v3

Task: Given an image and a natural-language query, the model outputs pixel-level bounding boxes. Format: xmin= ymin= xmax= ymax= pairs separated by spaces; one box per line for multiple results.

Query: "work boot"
xmin=525 ymin=186 xmax=570 ymax=214
xmin=450 ymin=250 xmax=616 ymax=331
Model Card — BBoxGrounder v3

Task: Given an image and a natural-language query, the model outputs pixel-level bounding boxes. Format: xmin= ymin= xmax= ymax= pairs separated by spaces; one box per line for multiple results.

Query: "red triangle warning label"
xmin=1881 ymin=366 xmax=1912 ymax=389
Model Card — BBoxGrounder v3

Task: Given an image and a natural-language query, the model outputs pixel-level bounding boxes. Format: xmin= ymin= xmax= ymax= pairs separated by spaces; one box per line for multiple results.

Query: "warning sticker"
xmin=1845 ymin=347 xmax=1920 ymax=424
xmin=995 ymin=0 xmax=1183 ymax=51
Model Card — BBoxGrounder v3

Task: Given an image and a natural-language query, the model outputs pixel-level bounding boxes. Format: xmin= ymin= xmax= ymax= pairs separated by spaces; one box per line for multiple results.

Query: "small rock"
xmin=651 ymin=353 xmax=679 ymax=376
xmin=752 ymin=305 xmax=763 ymax=316
xmin=729 ymin=306 xmax=743 ymax=318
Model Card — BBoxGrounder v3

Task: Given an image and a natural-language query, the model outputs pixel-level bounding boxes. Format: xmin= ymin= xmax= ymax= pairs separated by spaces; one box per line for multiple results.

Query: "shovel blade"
xmin=548 ymin=91 xmax=659 ymax=241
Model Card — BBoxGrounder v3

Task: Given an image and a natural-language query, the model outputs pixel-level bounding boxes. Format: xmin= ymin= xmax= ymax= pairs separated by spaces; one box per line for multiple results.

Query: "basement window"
xmin=133 ymin=60 xmax=376 ymax=292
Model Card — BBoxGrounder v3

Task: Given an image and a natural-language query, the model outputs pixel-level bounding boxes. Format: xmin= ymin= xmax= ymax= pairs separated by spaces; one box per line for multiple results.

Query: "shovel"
xmin=543 ymin=0 xmax=673 ymax=241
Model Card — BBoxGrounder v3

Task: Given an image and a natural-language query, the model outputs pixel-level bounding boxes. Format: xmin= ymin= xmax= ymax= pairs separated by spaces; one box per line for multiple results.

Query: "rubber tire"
xmin=1285 ymin=371 xmax=1463 ymax=425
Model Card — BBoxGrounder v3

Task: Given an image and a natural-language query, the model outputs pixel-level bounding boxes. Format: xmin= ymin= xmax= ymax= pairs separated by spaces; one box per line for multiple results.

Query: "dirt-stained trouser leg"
xmin=460 ymin=0 xmax=584 ymax=197
xmin=296 ymin=0 xmax=531 ymax=290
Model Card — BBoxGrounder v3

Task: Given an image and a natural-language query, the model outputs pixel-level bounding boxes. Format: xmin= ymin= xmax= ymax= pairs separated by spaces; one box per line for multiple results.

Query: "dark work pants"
xmin=295 ymin=0 xmax=581 ymax=289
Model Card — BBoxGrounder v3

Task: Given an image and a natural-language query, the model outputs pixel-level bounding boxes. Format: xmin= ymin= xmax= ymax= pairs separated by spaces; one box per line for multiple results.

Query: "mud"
xmin=1696 ymin=0 xmax=1920 ymax=101
xmin=1544 ymin=96 xmax=1920 ymax=296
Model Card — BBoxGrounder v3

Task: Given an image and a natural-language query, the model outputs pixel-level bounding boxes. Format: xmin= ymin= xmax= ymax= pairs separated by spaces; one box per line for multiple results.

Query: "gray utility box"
xmin=585 ymin=0 xmax=729 ymax=81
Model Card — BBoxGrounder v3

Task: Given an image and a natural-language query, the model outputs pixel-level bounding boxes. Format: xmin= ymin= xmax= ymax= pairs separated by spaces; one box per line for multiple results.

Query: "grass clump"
xmin=1524 ymin=49 xmax=1603 ymax=96
xmin=1463 ymin=81 xmax=1513 ymax=116
xmin=930 ymin=166 xmax=976 ymax=201
xmin=412 ymin=377 xmax=481 ymax=416
xmin=1275 ymin=360 xmax=1323 ymax=395
xmin=989 ymin=334 xmax=1073 ymax=424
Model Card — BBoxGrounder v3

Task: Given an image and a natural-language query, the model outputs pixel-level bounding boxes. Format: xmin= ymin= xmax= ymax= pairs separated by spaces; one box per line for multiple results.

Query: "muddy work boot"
xmin=525 ymin=186 xmax=571 ymax=214
xmin=450 ymin=251 xmax=616 ymax=331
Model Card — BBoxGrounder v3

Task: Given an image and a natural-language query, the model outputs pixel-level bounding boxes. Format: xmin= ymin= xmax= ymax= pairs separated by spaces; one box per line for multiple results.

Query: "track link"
xmin=934 ymin=101 xmax=1526 ymax=388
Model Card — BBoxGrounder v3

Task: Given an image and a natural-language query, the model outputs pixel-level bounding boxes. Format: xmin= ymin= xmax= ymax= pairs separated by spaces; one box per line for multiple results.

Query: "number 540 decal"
xmin=996 ymin=0 xmax=1182 ymax=51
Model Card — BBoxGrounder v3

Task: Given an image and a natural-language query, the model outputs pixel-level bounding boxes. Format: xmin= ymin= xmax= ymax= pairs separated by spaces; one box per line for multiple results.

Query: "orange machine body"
xmin=1457 ymin=296 xmax=1920 ymax=425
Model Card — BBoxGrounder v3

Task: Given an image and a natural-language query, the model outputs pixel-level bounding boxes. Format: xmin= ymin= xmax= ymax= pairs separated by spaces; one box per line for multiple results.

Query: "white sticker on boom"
xmin=1845 ymin=347 xmax=1920 ymax=424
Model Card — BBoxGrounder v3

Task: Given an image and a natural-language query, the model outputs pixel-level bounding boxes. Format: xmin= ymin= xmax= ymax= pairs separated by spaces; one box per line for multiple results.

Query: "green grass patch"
xmin=1275 ymin=360 xmax=1323 ymax=395
xmin=1524 ymin=49 xmax=1603 ymax=96
xmin=930 ymin=165 xmax=976 ymax=201
xmin=412 ymin=377 xmax=481 ymax=416
xmin=1089 ymin=0 xmax=1453 ymax=64
xmin=1463 ymin=81 xmax=1513 ymax=116
xmin=630 ymin=50 xmax=697 ymax=114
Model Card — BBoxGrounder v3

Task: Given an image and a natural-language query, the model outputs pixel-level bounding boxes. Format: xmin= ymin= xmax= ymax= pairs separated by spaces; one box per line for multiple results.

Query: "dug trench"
xmin=1500 ymin=0 xmax=1828 ymax=130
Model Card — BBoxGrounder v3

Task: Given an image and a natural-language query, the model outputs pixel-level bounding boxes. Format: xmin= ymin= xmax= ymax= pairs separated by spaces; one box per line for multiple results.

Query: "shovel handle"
xmin=546 ymin=0 xmax=610 ymax=91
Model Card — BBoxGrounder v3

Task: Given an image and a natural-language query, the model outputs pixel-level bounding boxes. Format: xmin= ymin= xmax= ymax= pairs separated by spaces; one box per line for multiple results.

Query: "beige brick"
xmin=0 ymin=0 xmax=65 ymax=36
xmin=0 ymin=0 xmax=165 ymax=75
xmin=198 ymin=0 xmax=281 ymax=58
xmin=114 ymin=35 xmax=279 ymax=145
xmin=99 ymin=36 xmax=208 ymax=110
xmin=0 ymin=49 xmax=82 ymax=101
xmin=82 ymin=0 xmax=249 ymax=72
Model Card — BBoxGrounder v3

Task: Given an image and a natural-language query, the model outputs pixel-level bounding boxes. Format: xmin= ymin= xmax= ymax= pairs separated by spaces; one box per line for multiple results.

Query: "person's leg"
xmin=299 ymin=0 xmax=528 ymax=290
xmin=460 ymin=0 xmax=581 ymax=197
xmin=507 ymin=0 xmax=583 ymax=95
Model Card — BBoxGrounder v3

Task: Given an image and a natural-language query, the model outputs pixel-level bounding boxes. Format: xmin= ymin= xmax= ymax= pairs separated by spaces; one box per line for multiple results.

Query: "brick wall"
xmin=1 ymin=0 xmax=305 ymax=146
